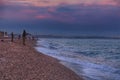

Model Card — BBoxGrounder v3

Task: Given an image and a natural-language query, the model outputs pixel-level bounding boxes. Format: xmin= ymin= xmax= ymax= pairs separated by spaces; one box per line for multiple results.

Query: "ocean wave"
xmin=35 ymin=38 xmax=120 ymax=80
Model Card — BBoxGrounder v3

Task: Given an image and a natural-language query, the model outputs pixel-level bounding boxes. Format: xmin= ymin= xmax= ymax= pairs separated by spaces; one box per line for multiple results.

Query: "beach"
xmin=0 ymin=39 xmax=83 ymax=80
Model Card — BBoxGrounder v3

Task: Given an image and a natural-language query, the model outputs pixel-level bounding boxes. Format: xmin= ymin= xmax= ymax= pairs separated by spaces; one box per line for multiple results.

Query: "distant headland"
xmin=35 ymin=35 xmax=120 ymax=39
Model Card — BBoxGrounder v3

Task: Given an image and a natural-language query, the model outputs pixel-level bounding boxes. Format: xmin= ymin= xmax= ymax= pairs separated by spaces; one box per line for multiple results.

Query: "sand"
xmin=0 ymin=39 xmax=83 ymax=80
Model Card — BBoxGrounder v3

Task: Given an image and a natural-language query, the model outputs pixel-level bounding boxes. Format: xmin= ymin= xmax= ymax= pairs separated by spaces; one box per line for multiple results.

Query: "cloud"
xmin=1 ymin=2 xmax=120 ymax=22
xmin=35 ymin=15 xmax=51 ymax=19
xmin=112 ymin=0 xmax=120 ymax=5
xmin=0 ymin=1 xmax=3 ymax=5
xmin=3 ymin=0 xmax=119 ymax=7
xmin=21 ymin=9 xmax=37 ymax=14
xmin=0 ymin=2 xmax=120 ymax=36
xmin=0 ymin=5 xmax=37 ymax=20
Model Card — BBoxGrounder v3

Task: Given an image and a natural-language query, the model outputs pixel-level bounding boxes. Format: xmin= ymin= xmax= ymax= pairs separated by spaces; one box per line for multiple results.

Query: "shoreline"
xmin=0 ymin=39 xmax=83 ymax=80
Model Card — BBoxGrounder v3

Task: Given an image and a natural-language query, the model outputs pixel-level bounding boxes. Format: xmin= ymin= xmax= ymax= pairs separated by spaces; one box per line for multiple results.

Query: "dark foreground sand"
xmin=0 ymin=39 xmax=83 ymax=80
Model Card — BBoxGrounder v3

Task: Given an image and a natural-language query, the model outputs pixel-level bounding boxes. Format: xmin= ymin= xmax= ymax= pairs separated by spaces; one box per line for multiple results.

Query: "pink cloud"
xmin=1 ymin=12 xmax=29 ymax=20
xmin=21 ymin=9 xmax=37 ymax=14
xmin=48 ymin=7 xmax=56 ymax=12
xmin=0 ymin=9 xmax=36 ymax=20
xmin=0 ymin=0 xmax=4 ymax=5
xmin=35 ymin=15 xmax=51 ymax=19
xmin=4 ymin=0 xmax=120 ymax=7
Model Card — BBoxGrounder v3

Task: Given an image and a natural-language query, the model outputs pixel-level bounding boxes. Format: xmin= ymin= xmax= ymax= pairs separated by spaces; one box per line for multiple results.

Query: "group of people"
xmin=0 ymin=30 xmax=35 ymax=45
xmin=11 ymin=30 xmax=31 ymax=45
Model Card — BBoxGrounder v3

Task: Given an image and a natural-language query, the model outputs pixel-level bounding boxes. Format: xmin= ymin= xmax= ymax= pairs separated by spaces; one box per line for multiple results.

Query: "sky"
xmin=0 ymin=0 xmax=120 ymax=36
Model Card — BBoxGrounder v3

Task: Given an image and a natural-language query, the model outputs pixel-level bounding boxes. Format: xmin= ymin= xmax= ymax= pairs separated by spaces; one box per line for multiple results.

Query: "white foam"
xmin=35 ymin=39 xmax=120 ymax=80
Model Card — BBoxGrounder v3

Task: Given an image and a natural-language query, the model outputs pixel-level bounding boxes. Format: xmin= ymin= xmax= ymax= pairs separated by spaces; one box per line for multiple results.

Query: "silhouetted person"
xmin=18 ymin=35 xmax=21 ymax=39
xmin=22 ymin=30 xmax=27 ymax=45
xmin=11 ymin=32 xmax=14 ymax=42
xmin=32 ymin=36 xmax=35 ymax=40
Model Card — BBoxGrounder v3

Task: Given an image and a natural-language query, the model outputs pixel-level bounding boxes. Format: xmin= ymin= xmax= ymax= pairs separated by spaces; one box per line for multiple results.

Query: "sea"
xmin=35 ymin=38 xmax=120 ymax=80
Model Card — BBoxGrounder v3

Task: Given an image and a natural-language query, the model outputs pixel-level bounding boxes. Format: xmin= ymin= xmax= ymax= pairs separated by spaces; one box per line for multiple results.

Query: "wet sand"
xmin=0 ymin=39 xmax=83 ymax=80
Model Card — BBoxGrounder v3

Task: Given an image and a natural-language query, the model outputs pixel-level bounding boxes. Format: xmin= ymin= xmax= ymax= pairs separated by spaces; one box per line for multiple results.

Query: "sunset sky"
xmin=0 ymin=0 xmax=120 ymax=36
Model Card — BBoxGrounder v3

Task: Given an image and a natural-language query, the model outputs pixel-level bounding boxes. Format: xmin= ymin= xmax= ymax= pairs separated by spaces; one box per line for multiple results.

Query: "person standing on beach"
xmin=11 ymin=32 xmax=14 ymax=42
xmin=18 ymin=35 xmax=21 ymax=40
xmin=22 ymin=30 xmax=27 ymax=45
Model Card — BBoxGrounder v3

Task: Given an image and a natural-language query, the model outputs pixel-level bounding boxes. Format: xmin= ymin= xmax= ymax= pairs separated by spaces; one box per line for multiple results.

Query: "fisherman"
xmin=22 ymin=30 xmax=27 ymax=45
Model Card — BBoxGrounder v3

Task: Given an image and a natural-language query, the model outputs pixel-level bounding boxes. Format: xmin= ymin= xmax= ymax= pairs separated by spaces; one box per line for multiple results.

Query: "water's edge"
xmin=35 ymin=39 xmax=120 ymax=80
